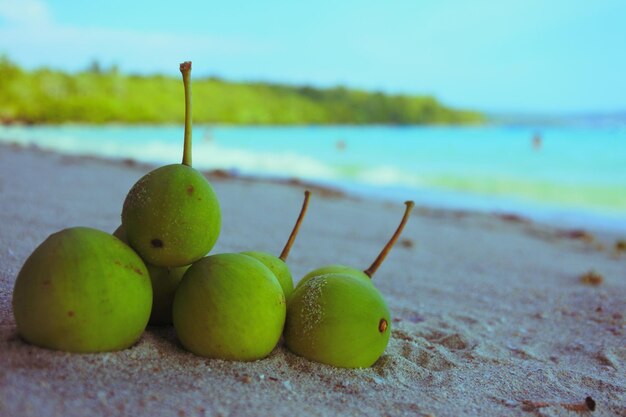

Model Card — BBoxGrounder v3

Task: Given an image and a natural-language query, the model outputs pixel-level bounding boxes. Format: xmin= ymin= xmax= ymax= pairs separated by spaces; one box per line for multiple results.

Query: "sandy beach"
xmin=0 ymin=143 xmax=624 ymax=417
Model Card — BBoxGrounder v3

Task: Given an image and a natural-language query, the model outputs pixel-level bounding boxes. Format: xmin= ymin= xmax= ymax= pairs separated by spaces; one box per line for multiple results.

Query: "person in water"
xmin=532 ymin=132 xmax=542 ymax=150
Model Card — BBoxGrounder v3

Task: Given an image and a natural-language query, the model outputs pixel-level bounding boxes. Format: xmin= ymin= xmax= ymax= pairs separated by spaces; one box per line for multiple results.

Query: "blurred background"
xmin=1 ymin=0 xmax=625 ymax=230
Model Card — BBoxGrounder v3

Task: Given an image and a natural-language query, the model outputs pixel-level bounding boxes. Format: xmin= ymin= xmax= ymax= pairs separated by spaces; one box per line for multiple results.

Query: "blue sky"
xmin=1 ymin=0 xmax=625 ymax=113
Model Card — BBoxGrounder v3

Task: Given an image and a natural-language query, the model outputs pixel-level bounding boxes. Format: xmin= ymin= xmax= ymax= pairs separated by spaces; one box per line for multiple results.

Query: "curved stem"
xmin=279 ymin=190 xmax=311 ymax=261
xmin=364 ymin=200 xmax=415 ymax=278
xmin=180 ymin=61 xmax=192 ymax=167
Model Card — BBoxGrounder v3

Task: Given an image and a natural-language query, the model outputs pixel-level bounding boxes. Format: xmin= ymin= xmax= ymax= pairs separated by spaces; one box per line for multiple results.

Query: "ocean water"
xmin=1 ymin=124 xmax=625 ymax=232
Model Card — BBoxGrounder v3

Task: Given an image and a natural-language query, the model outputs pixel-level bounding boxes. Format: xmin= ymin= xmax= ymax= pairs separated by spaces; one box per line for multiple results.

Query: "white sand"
xmin=0 ymin=144 xmax=624 ymax=417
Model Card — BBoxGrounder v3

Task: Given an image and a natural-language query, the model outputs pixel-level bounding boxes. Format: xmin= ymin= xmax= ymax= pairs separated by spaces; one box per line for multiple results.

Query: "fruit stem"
xmin=180 ymin=61 xmax=193 ymax=167
xmin=363 ymin=200 xmax=415 ymax=278
xmin=279 ymin=190 xmax=311 ymax=261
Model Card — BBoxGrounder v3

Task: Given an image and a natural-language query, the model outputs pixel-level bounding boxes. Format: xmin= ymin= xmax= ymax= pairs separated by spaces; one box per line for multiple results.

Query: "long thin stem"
xmin=180 ymin=61 xmax=192 ymax=167
xmin=279 ymin=190 xmax=311 ymax=261
xmin=364 ymin=200 xmax=415 ymax=278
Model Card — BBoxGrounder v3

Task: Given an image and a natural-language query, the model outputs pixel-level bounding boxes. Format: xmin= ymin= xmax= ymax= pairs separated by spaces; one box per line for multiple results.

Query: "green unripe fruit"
xmin=146 ymin=263 xmax=189 ymax=325
xmin=297 ymin=265 xmax=371 ymax=290
xmin=112 ymin=225 xmax=126 ymax=241
xmin=12 ymin=227 xmax=152 ymax=353
xmin=286 ymin=201 xmax=414 ymax=368
xmin=241 ymin=251 xmax=294 ymax=299
xmin=121 ymin=61 xmax=221 ymax=268
xmin=284 ymin=273 xmax=391 ymax=368
xmin=114 ymin=224 xmax=190 ymax=325
xmin=239 ymin=190 xmax=311 ymax=300
xmin=122 ymin=164 xmax=221 ymax=267
xmin=173 ymin=253 xmax=286 ymax=360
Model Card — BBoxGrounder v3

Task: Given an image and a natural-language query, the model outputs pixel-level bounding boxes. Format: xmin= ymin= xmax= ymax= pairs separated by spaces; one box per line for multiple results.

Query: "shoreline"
xmin=4 ymin=140 xmax=626 ymax=237
xmin=1 ymin=142 xmax=625 ymax=417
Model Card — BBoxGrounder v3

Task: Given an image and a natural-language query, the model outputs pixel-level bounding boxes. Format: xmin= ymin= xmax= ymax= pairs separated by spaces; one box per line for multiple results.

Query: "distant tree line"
xmin=0 ymin=56 xmax=484 ymax=125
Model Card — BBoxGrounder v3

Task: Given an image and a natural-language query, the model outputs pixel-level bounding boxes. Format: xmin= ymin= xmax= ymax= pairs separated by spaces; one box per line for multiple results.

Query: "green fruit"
xmin=122 ymin=164 xmax=220 ymax=267
xmin=285 ymin=201 xmax=414 ymax=368
xmin=296 ymin=201 xmax=415 ymax=289
xmin=114 ymin=224 xmax=189 ymax=325
xmin=146 ymin=263 xmax=189 ymax=325
xmin=121 ymin=61 xmax=221 ymax=267
xmin=241 ymin=251 xmax=293 ymax=299
xmin=173 ymin=253 xmax=286 ymax=360
xmin=12 ymin=227 xmax=152 ymax=352
xmin=240 ymin=190 xmax=311 ymax=299
xmin=298 ymin=265 xmax=370 ymax=289
xmin=112 ymin=224 xmax=126 ymax=241
xmin=284 ymin=273 xmax=391 ymax=368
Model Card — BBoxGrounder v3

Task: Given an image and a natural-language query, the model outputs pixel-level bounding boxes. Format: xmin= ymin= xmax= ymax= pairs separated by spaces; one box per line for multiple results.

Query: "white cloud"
xmin=0 ymin=0 xmax=270 ymax=72
xmin=0 ymin=0 xmax=52 ymax=26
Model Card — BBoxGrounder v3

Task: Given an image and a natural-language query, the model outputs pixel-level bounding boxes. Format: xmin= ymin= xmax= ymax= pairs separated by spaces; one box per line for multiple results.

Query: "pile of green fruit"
xmin=12 ymin=62 xmax=414 ymax=368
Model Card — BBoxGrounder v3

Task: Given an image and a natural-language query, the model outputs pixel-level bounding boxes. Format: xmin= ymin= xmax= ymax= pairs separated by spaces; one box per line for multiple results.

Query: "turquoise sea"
xmin=1 ymin=124 xmax=625 ymax=232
